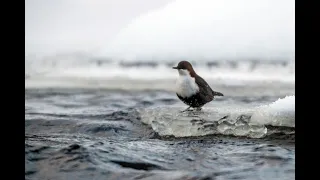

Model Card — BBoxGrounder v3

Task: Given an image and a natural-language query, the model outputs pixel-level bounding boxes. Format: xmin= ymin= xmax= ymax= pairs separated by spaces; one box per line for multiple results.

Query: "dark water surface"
xmin=25 ymin=88 xmax=295 ymax=180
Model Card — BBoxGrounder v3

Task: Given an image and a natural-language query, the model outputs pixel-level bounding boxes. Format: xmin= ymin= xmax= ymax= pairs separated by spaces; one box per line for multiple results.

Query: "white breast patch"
xmin=175 ymin=69 xmax=199 ymax=98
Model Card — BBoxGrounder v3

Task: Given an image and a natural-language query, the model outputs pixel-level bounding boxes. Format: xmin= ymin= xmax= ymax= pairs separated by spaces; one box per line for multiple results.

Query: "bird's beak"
xmin=172 ymin=67 xmax=178 ymax=69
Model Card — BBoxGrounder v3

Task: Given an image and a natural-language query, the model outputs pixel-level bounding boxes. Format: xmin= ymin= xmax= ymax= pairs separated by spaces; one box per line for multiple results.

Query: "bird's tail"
xmin=213 ymin=91 xmax=224 ymax=96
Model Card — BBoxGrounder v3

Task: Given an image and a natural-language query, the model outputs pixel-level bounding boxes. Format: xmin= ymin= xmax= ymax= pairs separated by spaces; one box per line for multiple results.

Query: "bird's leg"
xmin=195 ymin=107 xmax=202 ymax=111
xmin=181 ymin=106 xmax=192 ymax=112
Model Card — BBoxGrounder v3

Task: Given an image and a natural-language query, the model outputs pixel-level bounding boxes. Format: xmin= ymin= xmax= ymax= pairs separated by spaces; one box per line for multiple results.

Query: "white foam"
xmin=250 ymin=95 xmax=295 ymax=127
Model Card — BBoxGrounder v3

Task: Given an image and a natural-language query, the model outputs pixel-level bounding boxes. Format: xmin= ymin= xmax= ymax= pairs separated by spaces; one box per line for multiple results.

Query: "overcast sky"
xmin=25 ymin=0 xmax=294 ymax=61
xmin=25 ymin=0 xmax=173 ymax=56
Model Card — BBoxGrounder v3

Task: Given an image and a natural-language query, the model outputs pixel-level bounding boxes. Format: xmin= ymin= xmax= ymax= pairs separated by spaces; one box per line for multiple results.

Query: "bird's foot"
xmin=180 ymin=106 xmax=192 ymax=112
xmin=180 ymin=107 xmax=202 ymax=112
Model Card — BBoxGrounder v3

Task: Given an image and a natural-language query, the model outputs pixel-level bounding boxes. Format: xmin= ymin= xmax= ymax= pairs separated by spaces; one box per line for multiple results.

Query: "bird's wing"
xmin=195 ymin=76 xmax=224 ymax=101
xmin=195 ymin=76 xmax=215 ymax=102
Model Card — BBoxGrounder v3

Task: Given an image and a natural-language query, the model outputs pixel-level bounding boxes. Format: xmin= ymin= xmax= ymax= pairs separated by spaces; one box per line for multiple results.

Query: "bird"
xmin=172 ymin=60 xmax=224 ymax=112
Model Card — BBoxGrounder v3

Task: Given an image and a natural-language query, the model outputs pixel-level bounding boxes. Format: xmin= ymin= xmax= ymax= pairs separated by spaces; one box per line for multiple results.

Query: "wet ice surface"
xmin=25 ymin=88 xmax=295 ymax=180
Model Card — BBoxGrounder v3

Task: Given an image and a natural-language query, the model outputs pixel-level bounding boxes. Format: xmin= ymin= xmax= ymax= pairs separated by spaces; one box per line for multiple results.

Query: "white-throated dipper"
xmin=173 ymin=60 xmax=224 ymax=111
